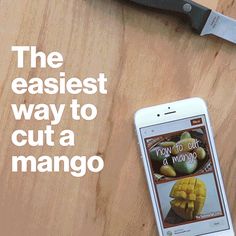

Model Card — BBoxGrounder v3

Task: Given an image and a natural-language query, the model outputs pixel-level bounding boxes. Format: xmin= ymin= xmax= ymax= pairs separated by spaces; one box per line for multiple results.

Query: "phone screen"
xmin=140 ymin=115 xmax=230 ymax=236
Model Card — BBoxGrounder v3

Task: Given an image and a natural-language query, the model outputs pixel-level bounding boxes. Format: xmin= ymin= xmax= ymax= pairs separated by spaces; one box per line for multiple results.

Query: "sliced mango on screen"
xmin=169 ymin=177 xmax=206 ymax=220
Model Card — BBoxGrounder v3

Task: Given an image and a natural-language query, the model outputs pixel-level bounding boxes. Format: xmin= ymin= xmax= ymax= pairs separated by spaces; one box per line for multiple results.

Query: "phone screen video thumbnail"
xmin=145 ymin=127 xmax=213 ymax=182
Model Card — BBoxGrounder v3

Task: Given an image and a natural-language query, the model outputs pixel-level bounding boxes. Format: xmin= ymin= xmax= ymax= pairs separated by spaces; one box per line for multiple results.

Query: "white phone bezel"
xmin=134 ymin=97 xmax=234 ymax=236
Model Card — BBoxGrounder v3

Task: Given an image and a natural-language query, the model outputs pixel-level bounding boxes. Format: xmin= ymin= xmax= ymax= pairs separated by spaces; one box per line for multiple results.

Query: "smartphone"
xmin=134 ymin=98 xmax=234 ymax=236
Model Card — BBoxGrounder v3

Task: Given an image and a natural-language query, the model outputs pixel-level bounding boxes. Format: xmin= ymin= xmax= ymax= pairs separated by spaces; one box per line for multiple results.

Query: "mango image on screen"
xmin=149 ymin=130 xmax=209 ymax=180
xmin=169 ymin=177 xmax=206 ymax=220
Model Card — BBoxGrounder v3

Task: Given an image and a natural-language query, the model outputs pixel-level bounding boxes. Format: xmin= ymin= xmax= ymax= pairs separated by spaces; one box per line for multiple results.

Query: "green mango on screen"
xmin=180 ymin=131 xmax=191 ymax=140
xmin=194 ymin=147 xmax=206 ymax=160
xmin=172 ymin=138 xmax=196 ymax=155
xmin=173 ymin=153 xmax=198 ymax=174
xmin=150 ymin=142 xmax=174 ymax=162
xmin=160 ymin=165 xmax=176 ymax=177
xmin=150 ymin=147 xmax=168 ymax=162
xmin=159 ymin=141 xmax=176 ymax=148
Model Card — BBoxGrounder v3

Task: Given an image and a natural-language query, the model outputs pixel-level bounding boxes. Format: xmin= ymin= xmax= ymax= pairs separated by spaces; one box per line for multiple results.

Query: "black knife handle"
xmin=131 ymin=0 xmax=211 ymax=33
xmin=184 ymin=1 xmax=211 ymax=33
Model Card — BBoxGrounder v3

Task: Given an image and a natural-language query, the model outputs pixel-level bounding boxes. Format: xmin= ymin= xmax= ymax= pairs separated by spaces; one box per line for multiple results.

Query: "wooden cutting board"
xmin=194 ymin=0 xmax=219 ymax=10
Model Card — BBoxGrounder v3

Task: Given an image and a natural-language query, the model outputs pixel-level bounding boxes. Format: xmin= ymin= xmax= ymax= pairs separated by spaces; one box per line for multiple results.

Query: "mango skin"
xmin=194 ymin=147 xmax=206 ymax=160
xmin=180 ymin=131 xmax=191 ymax=140
xmin=150 ymin=146 xmax=168 ymax=162
xmin=173 ymin=153 xmax=198 ymax=174
xmin=172 ymin=138 xmax=196 ymax=155
xmin=150 ymin=142 xmax=174 ymax=162
xmin=159 ymin=141 xmax=175 ymax=148
xmin=160 ymin=165 xmax=176 ymax=177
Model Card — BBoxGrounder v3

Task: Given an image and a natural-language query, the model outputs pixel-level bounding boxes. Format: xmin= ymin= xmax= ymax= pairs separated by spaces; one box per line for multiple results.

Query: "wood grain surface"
xmin=194 ymin=0 xmax=218 ymax=10
xmin=0 ymin=0 xmax=235 ymax=235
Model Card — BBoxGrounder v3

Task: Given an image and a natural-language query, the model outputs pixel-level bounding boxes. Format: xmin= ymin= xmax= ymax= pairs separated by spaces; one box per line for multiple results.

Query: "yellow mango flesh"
xmin=169 ymin=177 xmax=206 ymax=220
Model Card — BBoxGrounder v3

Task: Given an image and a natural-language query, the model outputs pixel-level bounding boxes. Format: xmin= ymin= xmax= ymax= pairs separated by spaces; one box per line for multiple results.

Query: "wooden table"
xmin=0 ymin=0 xmax=235 ymax=235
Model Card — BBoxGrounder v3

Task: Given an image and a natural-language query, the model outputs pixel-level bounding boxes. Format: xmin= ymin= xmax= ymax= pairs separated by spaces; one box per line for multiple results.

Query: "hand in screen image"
xmin=147 ymin=128 xmax=212 ymax=181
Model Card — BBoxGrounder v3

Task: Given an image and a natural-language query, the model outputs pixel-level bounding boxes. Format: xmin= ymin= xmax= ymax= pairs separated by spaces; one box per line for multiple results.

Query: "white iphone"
xmin=134 ymin=98 xmax=234 ymax=236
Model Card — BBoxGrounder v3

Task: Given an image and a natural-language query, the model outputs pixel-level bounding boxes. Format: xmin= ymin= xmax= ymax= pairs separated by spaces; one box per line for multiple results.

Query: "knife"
xmin=130 ymin=0 xmax=236 ymax=44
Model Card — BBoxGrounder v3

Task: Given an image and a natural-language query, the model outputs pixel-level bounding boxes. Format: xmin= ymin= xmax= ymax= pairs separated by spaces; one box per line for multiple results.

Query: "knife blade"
xmin=130 ymin=0 xmax=236 ymax=44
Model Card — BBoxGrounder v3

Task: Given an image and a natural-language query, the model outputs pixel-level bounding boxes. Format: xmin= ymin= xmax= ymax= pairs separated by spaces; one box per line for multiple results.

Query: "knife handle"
xmin=183 ymin=1 xmax=211 ymax=33
xmin=133 ymin=0 xmax=211 ymax=33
